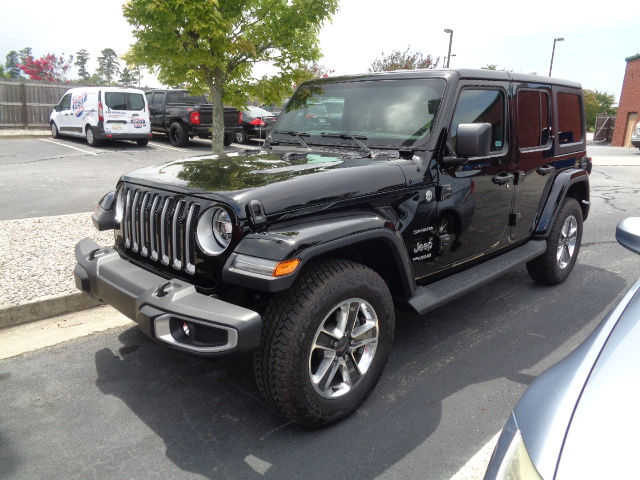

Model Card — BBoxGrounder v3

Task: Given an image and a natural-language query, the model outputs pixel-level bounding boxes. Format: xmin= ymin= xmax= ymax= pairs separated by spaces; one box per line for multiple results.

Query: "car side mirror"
xmin=442 ymin=123 xmax=492 ymax=167
xmin=616 ymin=218 xmax=640 ymax=255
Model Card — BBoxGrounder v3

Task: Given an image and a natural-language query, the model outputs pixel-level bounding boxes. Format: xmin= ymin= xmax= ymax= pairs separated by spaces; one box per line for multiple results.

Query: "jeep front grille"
xmin=120 ymin=187 xmax=201 ymax=275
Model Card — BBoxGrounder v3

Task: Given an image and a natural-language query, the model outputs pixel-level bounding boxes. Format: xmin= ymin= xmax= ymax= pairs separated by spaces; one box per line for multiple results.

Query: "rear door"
xmin=510 ymin=86 xmax=554 ymax=239
xmin=103 ymin=90 xmax=150 ymax=135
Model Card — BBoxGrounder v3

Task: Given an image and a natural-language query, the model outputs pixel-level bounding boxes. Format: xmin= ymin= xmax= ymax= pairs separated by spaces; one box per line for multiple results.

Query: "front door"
xmin=435 ymin=83 xmax=514 ymax=268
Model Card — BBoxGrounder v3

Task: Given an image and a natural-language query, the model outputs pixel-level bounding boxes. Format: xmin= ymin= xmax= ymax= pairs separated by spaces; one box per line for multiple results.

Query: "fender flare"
xmin=535 ymin=168 xmax=590 ymax=237
xmin=223 ymin=210 xmax=415 ymax=296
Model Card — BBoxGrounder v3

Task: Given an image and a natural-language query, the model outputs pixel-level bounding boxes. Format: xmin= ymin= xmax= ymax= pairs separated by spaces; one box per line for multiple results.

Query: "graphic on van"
xmin=131 ymin=118 xmax=146 ymax=129
xmin=72 ymin=92 xmax=88 ymax=117
xmin=107 ymin=109 xmax=127 ymax=118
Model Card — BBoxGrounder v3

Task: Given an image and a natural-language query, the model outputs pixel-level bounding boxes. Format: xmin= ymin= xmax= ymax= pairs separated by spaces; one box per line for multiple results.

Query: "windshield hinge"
xmin=247 ymin=200 xmax=267 ymax=229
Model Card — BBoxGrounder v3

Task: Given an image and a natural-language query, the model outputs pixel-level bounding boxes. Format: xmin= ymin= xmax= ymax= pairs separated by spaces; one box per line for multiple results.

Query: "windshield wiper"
xmin=274 ymin=130 xmax=311 ymax=149
xmin=321 ymin=133 xmax=372 ymax=158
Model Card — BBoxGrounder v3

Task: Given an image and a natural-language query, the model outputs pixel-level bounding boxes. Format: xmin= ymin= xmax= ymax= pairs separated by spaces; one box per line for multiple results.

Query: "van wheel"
xmin=254 ymin=259 xmax=395 ymax=427
xmin=136 ymin=139 xmax=149 ymax=147
xmin=50 ymin=122 xmax=60 ymax=139
xmin=169 ymin=122 xmax=189 ymax=147
xmin=85 ymin=127 xmax=99 ymax=147
xmin=526 ymin=197 xmax=583 ymax=285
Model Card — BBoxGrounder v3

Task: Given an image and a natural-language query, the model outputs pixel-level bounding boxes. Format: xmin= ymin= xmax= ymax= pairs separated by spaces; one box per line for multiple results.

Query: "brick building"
xmin=612 ymin=54 xmax=640 ymax=147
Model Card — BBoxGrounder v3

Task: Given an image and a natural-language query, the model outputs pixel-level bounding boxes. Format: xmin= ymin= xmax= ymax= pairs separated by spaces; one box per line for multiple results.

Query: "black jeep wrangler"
xmin=75 ymin=69 xmax=591 ymax=427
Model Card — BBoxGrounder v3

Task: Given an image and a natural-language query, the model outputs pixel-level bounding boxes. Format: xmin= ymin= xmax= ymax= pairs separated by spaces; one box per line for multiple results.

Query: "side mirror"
xmin=442 ymin=123 xmax=492 ymax=167
xmin=616 ymin=218 xmax=640 ymax=255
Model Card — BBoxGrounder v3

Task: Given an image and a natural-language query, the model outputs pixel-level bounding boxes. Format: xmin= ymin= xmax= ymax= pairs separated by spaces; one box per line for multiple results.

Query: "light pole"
xmin=549 ymin=37 xmax=564 ymax=76
xmin=444 ymin=29 xmax=453 ymax=68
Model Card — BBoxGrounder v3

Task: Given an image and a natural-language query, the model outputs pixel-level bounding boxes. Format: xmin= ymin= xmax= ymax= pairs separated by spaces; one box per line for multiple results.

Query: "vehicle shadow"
xmin=93 ymin=262 xmax=625 ymax=479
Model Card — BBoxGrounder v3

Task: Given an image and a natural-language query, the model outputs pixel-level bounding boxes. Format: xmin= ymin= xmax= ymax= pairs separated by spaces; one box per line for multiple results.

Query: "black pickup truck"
xmin=77 ymin=69 xmax=591 ymax=427
xmin=144 ymin=89 xmax=243 ymax=147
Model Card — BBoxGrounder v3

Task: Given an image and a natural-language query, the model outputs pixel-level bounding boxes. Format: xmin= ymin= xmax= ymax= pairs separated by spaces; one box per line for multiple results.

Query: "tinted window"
xmin=557 ymin=92 xmax=583 ymax=144
xmin=517 ymin=90 xmax=551 ymax=149
xmin=105 ymin=92 xmax=145 ymax=111
xmin=152 ymin=92 xmax=166 ymax=106
xmin=167 ymin=91 xmax=207 ymax=104
xmin=450 ymin=89 xmax=505 ymax=152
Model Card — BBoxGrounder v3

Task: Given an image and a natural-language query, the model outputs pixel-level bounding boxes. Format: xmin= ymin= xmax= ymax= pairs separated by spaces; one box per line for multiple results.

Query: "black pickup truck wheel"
xmin=169 ymin=122 xmax=189 ymax=147
xmin=253 ymin=258 xmax=395 ymax=427
xmin=527 ymin=197 xmax=583 ymax=285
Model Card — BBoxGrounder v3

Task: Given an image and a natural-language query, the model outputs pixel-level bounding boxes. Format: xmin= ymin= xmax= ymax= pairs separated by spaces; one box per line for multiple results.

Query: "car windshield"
xmin=247 ymin=106 xmax=273 ymax=117
xmin=167 ymin=91 xmax=208 ymax=104
xmin=273 ymin=78 xmax=446 ymax=148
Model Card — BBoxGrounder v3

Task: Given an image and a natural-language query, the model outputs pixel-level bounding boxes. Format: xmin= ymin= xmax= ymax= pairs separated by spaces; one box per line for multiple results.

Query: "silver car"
xmin=631 ymin=121 xmax=640 ymax=150
xmin=484 ymin=217 xmax=640 ymax=479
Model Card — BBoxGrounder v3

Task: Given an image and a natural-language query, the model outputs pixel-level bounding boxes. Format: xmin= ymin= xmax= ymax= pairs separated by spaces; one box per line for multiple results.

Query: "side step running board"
xmin=407 ymin=240 xmax=547 ymax=315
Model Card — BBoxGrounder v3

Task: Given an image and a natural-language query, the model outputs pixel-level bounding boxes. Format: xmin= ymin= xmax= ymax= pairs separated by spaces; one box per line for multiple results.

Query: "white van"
xmin=50 ymin=87 xmax=152 ymax=147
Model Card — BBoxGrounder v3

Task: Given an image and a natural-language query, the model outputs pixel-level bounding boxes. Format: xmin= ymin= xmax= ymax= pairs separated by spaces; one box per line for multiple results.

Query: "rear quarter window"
xmin=557 ymin=92 xmax=583 ymax=144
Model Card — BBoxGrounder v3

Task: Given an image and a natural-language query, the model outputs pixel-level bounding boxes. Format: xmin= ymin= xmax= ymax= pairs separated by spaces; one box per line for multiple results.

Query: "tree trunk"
xmin=207 ymin=70 xmax=226 ymax=156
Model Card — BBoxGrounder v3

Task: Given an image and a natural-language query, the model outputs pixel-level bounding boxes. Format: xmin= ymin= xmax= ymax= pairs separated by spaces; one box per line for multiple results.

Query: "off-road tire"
xmin=253 ymin=258 xmax=395 ymax=427
xmin=527 ymin=197 xmax=583 ymax=285
xmin=169 ymin=122 xmax=189 ymax=147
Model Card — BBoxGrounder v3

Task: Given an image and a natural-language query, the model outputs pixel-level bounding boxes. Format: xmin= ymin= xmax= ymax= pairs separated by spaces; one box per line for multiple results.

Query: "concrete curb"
xmin=0 ymin=293 xmax=102 ymax=330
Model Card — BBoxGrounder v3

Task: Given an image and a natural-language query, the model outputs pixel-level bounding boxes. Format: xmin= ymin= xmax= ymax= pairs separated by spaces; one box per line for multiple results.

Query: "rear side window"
xmin=517 ymin=90 xmax=551 ymax=149
xmin=557 ymin=92 xmax=583 ymax=144
xmin=450 ymin=88 xmax=505 ymax=152
xmin=105 ymin=92 xmax=145 ymax=111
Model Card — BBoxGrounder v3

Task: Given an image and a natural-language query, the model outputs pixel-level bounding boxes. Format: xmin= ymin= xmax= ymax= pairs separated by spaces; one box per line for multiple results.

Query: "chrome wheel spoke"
xmin=315 ymin=355 xmax=340 ymax=393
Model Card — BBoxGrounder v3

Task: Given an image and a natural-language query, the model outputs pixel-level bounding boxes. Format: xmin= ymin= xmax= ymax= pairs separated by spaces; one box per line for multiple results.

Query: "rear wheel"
xmin=136 ymin=139 xmax=149 ymax=147
xmin=254 ymin=258 xmax=395 ymax=427
xmin=526 ymin=197 xmax=583 ymax=285
xmin=169 ymin=122 xmax=189 ymax=147
xmin=85 ymin=126 xmax=99 ymax=147
xmin=223 ymin=134 xmax=233 ymax=146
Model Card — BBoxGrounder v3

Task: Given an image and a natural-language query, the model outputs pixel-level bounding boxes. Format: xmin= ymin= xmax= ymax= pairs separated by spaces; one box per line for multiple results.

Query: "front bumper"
xmin=73 ymin=238 xmax=262 ymax=356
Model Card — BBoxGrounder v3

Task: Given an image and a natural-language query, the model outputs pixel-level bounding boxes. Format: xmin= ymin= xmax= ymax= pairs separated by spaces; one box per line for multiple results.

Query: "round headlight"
xmin=114 ymin=187 xmax=125 ymax=224
xmin=212 ymin=208 xmax=232 ymax=248
xmin=196 ymin=206 xmax=234 ymax=256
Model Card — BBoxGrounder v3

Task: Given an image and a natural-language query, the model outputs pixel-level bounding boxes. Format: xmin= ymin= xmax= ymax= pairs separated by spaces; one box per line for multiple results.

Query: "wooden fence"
xmin=0 ymin=79 xmax=95 ymax=129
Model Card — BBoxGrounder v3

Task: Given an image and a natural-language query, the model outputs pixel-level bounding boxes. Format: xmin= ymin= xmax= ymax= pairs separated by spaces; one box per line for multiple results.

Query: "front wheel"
xmin=254 ymin=259 xmax=395 ymax=427
xmin=526 ymin=197 xmax=583 ymax=285
xmin=50 ymin=122 xmax=60 ymax=139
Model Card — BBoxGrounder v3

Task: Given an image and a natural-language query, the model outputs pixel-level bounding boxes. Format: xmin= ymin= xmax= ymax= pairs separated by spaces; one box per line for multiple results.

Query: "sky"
xmin=1 ymin=0 xmax=637 ymax=102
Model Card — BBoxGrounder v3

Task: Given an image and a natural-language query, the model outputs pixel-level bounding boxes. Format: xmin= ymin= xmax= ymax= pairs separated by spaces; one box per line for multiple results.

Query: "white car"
xmin=50 ymin=87 xmax=152 ymax=147
xmin=631 ymin=121 xmax=640 ymax=150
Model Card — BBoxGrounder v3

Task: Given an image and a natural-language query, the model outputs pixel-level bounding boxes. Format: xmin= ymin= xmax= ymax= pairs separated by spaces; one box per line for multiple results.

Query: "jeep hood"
xmin=120 ymin=150 xmax=409 ymax=217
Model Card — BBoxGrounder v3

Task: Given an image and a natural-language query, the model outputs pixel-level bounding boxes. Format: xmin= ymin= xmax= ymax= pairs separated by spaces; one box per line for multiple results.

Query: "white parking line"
xmin=449 ymin=431 xmax=500 ymax=480
xmin=40 ymin=138 xmax=101 ymax=156
xmin=149 ymin=142 xmax=188 ymax=152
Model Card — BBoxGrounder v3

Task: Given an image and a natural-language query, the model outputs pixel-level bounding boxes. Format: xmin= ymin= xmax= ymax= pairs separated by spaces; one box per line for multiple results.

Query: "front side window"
xmin=450 ymin=88 xmax=505 ymax=153
xmin=60 ymin=93 xmax=72 ymax=110
xmin=167 ymin=91 xmax=207 ymax=104
xmin=274 ymin=78 xmax=446 ymax=148
xmin=517 ymin=90 xmax=551 ymax=149
xmin=105 ymin=92 xmax=145 ymax=111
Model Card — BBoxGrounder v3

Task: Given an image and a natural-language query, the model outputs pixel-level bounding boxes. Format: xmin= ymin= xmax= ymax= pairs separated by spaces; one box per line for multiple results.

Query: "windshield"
xmin=273 ymin=78 xmax=446 ymax=148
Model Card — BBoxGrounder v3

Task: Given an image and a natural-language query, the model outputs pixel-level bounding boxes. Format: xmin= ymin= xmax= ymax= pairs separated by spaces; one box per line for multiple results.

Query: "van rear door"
xmin=103 ymin=90 xmax=150 ymax=136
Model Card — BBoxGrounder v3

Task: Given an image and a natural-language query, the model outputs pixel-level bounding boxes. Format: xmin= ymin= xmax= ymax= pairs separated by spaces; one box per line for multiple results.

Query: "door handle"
xmin=537 ymin=165 xmax=555 ymax=176
xmin=492 ymin=172 xmax=515 ymax=185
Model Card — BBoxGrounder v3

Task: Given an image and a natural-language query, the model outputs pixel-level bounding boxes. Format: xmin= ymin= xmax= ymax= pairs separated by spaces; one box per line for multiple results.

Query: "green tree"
xmin=5 ymin=50 xmax=22 ymax=78
xmin=369 ymin=46 xmax=439 ymax=72
xmin=97 ymin=48 xmax=120 ymax=84
xmin=18 ymin=48 xmax=32 ymax=64
xmin=481 ymin=64 xmax=538 ymax=75
xmin=75 ymin=49 xmax=91 ymax=81
xmin=583 ymin=89 xmax=617 ymax=130
xmin=118 ymin=67 xmax=137 ymax=87
xmin=123 ymin=0 xmax=339 ymax=154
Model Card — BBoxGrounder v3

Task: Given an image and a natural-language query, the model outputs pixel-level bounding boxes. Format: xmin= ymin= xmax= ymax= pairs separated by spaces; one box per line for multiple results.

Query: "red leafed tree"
xmin=19 ymin=53 xmax=73 ymax=82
